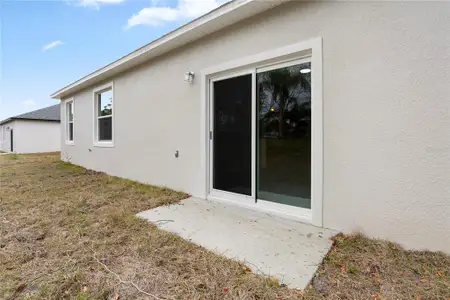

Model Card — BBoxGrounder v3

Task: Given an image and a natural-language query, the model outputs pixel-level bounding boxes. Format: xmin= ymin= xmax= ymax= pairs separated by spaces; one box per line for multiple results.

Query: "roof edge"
xmin=1 ymin=104 xmax=61 ymax=125
xmin=0 ymin=118 xmax=61 ymax=126
xmin=51 ymin=0 xmax=288 ymax=99
xmin=0 ymin=118 xmax=13 ymax=126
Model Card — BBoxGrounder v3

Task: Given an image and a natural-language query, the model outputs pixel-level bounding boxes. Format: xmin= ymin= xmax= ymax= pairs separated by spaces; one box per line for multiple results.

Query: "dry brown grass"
xmin=307 ymin=233 xmax=450 ymax=300
xmin=1 ymin=153 xmax=449 ymax=300
xmin=0 ymin=153 xmax=301 ymax=299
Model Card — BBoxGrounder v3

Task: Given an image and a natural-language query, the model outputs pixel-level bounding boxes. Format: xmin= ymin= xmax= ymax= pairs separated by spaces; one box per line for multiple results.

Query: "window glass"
xmin=98 ymin=90 xmax=113 ymax=116
xmin=213 ymin=74 xmax=252 ymax=196
xmin=67 ymin=103 xmax=73 ymax=121
xmin=257 ymin=62 xmax=312 ymax=209
xmin=67 ymin=102 xmax=74 ymax=142
xmin=95 ymin=86 xmax=113 ymax=143
xmin=69 ymin=123 xmax=74 ymax=141
xmin=98 ymin=117 xmax=112 ymax=141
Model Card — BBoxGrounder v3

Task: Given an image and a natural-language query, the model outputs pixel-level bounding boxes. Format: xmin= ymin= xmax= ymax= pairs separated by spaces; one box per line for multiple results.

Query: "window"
xmin=93 ymin=82 xmax=114 ymax=146
xmin=66 ymin=99 xmax=74 ymax=144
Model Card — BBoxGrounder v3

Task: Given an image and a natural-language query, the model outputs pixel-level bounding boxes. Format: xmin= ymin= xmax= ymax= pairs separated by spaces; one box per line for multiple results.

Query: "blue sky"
xmin=1 ymin=0 xmax=225 ymax=120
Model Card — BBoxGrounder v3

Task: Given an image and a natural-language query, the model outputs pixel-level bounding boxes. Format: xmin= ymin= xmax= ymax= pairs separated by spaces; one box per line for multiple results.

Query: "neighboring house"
xmin=0 ymin=105 xmax=61 ymax=153
xmin=51 ymin=1 xmax=450 ymax=253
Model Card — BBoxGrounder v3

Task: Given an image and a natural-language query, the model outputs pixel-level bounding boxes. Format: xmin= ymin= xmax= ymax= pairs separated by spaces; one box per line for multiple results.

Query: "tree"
xmin=258 ymin=65 xmax=311 ymax=138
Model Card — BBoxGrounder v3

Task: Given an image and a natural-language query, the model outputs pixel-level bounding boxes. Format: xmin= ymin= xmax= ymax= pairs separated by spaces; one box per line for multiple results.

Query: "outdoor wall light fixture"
xmin=184 ymin=71 xmax=195 ymax=83
xmin=5 ymin=126 xmax=11 ymax=131
xmin=300 ymin=68 xmax=311 ymax=74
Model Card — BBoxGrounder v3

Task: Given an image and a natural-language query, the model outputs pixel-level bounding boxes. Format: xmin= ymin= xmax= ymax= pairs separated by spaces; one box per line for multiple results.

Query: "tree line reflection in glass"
xmin=98 ymin=90 xmax=113 ymax=117
xmin=257 ymin=62 xmax=312 ymax=209
xmin=97 ymin=89 xmax=113 ymax=141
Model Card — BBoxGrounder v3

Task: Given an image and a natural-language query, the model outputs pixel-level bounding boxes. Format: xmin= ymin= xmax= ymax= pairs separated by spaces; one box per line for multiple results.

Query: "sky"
xmin=0 ymin=0 xmax=227 ymax=121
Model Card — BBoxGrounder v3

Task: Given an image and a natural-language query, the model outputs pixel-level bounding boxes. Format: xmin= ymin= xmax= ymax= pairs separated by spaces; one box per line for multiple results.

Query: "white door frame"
xmin=208 ymin=69 xmax=255 ymax=206
xmin=200 ymin=37 xmax=323 ymax=227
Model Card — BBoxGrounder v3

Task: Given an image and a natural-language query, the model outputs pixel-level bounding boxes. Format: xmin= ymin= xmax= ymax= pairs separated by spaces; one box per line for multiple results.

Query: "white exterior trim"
xmin=65 ymin=98 xmax=74 ymax=145
xmin=93 ymin=82 xmax=114 ymax=95
xmin=251 ymin=68 xmax=257 ymax=201
xmin=310 ymin=38 xmax=323 ymax=227
xmin=256 ymin=56 xmax=311 ymax=73
xmin=200 ymin=37 xmax=323 ymax=227
xmin=207 ymin=195 xmax=312 ymax=224
xmin=92 ymin=82 xmax=114 ymax=148
xmin=201 ymin=38 xmax=319 ymax=75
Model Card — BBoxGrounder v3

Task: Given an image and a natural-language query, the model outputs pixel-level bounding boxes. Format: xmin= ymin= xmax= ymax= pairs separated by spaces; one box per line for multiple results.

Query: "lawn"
xmin=1 ymin=153 xmax=449 ymax=299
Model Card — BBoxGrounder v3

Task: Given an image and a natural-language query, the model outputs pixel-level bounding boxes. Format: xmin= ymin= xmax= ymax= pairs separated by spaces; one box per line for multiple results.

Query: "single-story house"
xmin=0 ymin=104 xmax=61 ymax=153
xmin=51 ymin=0 xmax=450 ymax=253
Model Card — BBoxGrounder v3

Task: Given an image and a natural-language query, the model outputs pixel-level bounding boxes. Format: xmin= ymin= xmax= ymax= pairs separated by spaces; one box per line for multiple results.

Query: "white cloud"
xmin=178 ymin=0 xmax=222 ymax=18
xmin=126 ymin=0 xmax=226 ymax=29
xmin=22 ymin=99 xmax=36 ymax=109
xmin=72 ymin=0 xmax=126 ymax=9
xmin=127 ymin=7 xmax=180 ymax=27
xmin=42 ymin=40 xmax=63 ymax=52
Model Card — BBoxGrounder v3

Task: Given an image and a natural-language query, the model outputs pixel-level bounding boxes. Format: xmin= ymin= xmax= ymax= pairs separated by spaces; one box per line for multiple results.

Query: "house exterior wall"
xmin=60 ymin=1 xmax=450 ymax=253
xmin=9 ymin=120 xmax=61 ymax=153
xmin=0 ymin=120 xmax=16 ymax=152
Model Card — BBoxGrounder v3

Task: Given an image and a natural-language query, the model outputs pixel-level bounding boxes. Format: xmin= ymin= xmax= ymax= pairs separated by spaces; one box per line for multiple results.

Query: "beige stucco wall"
xmin=10 ymin=120 xmax=60 ymax=153
xmin=61 ymin=1 xmax=450 ymax=253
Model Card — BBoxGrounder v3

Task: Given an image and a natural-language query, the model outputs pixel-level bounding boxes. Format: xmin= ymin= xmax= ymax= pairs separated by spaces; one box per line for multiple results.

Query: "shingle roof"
xmin=0 ymin=104 xmax=60 ymax=125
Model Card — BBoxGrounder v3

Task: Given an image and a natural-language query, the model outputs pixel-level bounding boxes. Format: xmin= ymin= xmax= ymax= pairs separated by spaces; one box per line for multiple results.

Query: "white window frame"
xmin=200 ymin=37 xmax=323 ymax=227
xmin=65 ymin=98 xmax=74 ymax=145
xmin=93 ymin=82 xmax=114 ymax=147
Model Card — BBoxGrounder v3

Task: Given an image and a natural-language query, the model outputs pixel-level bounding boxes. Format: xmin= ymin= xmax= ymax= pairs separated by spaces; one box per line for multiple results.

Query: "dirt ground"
xmin=1 ymin=153 xmax=449 ymax=299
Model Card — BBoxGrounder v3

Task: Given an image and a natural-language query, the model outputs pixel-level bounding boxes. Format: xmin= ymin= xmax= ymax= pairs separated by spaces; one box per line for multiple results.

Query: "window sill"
xmin=93 ymin=142 xmax=114 ymax=148
xmin=65 ymin=141 xmax=74 ymax=146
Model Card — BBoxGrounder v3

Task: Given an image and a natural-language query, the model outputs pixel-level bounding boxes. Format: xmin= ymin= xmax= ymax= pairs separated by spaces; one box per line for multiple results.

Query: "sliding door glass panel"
xmin=257 ymin=62 xmax=312 ymax=208
xmin=213 ymin=74 xmax=252 ymax=196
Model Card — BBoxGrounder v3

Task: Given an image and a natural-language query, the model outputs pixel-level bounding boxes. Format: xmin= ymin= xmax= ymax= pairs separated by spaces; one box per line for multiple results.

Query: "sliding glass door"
xmin=256 ymin=61 xmax=312 ymax=209
xmin=210 ymin=59 xmax=312 ymax=210
xmin=211 ymin=74 xmax=252 ymax=196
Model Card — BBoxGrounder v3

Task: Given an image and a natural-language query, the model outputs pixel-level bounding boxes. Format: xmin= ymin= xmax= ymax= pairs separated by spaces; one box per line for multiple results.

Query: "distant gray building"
xmin=0 ymin=104 xmax=60 ymax=153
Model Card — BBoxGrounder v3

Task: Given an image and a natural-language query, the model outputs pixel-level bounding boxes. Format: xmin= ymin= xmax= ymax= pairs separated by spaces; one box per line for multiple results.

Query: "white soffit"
xmin=51 ymin=0 xmax=289 ymax=99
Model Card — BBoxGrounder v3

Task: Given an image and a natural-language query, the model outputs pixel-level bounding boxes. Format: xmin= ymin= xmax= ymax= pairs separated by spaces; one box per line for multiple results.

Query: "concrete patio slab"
xmin=137 ymin=197 xmax=336 ymax=289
